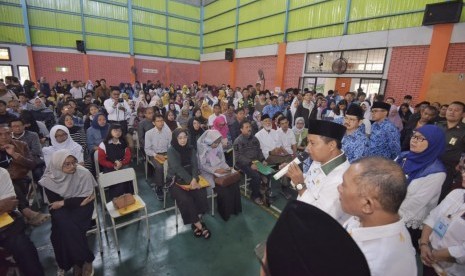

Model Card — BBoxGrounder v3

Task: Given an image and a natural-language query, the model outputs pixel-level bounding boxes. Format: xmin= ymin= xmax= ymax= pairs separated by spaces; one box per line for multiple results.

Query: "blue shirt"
xmin=342 ymin=127 xmax=369 ymax=163
xmin=368 ymin=119 xmax=401 ymax=160
xmin=262 ymin=104 xmax=282 ymax=118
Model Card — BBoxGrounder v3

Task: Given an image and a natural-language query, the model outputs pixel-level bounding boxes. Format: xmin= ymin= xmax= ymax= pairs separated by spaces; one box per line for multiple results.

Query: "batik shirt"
xmin=368 ymin=119 xmax=401 ymax=160
xmin=342 ymin=127 xmax=369 ymax=163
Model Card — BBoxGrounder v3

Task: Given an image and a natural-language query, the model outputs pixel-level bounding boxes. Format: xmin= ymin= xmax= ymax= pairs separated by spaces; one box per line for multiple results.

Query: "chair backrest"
xmin=98 ymin=167 xmax=138 ymax=193
xmin=94 ymin=150 xmax=100 ymax=176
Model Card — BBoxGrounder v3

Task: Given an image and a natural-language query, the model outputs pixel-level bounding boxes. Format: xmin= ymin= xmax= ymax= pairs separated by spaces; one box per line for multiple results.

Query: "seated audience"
xmin=137 ymin=106 xmax=155 ymax=149
xmin=98 ymin=124 xmax=133 ymax=200
xmin=338 ymin=157 xmax=417 ymax=276
xmin=43 ymin=125 xmax=84 ymax=167
xmin=292 ymin=117 xmax=308 ymax=152
xmin=0 ymin=168 xmax=45 ymax=276
xmin=0 ymin=100 xmax=17 ymax=124
xmin=165 ymin=110 xmax=179 ymax=132
xmin=0 ymin=124 xmax=49 ymax=225
xmin=419 ymin=188 xmax=465 ymax=276
xmin=176 ymin=107 xmax=190 ymax=128
xmin=208 ymin=104 xmax=225 ymax=127
xmin=86 ymin=113 xmax=109 ymax=155
xmin=145 ymin=114 xmax=172 ymax=200
xmin=40 ymin=150 xmax=96 ymax=276
xmin=255 ymin=114 xmax=290 ymax=165
xmin=229 ymin=107 xmax=246 ymax=143
xmin=397 ymin=125 xmax=446 ymax=249
xmin=167 ymin=128 xmax=211 ymax=239
xmin=83 ymin=104 xmax=99 ymax=131
xmin=197 ymin=130 xmax=230 ymax=192
xmin=212 ymin=115 xmax=231 ymax=149
xmin=187 ymin=115 xmax=205 ymax=150
xmin=233 ymin=120 xmax=267 ymax=205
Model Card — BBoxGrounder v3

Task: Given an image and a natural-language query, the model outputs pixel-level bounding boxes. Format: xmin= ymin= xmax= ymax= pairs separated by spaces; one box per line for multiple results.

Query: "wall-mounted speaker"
xmin=76 ymin=40 xmax=86 ymax=53
xmin=225 ymin=48 xmax=234 ymax=62
xmin=422 ymin=1 xmax=463 ymax=26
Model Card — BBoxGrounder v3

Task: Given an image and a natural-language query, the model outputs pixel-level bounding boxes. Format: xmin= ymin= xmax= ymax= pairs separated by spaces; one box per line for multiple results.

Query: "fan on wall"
xmin=258 ymin=69 xmax=265 ymax=90
xmin=332 ymin=58 xmax=348 ymax=74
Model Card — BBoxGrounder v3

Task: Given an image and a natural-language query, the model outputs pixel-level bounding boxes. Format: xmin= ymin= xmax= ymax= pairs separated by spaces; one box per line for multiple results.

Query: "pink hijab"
xmin=212 ymin=115 xmax=229 ymax=139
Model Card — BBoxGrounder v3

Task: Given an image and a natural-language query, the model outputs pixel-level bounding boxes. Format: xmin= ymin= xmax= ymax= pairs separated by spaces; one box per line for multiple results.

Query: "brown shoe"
xmin=82 ymin=262 xmax=94 ymax=276
xmin=73 ymin=265 xmax=82 ymax=276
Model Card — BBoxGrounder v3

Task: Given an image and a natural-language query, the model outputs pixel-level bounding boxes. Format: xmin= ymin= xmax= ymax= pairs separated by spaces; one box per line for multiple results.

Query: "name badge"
xmin=433 ymin=218 xmax=449 ymax=238
xmin=449 ymin=137 xmax=458 ymax=145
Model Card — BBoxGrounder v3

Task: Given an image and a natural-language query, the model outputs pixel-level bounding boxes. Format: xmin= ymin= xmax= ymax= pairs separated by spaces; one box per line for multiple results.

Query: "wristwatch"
xmin=295 ymin=183 xmax=306 ymax=191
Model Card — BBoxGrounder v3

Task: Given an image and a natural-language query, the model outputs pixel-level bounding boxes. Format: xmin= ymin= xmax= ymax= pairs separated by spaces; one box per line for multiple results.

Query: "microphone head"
xmin=297 ymin=151 xmax=309 ymax=162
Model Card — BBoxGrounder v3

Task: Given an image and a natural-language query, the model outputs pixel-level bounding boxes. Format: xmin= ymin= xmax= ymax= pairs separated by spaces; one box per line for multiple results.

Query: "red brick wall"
xmin=236 ymin=56 xmax=277 ymax=90
xmin=200 ymin=60 xmax=230 ymax=86
xmin=33 ymin=51 xmax=85 ymax=82
xmin=385 ymin=45 xmax=430 ymax=104
xmin=283 ymin=54 xmax=304 ymax=89
xmin=444 ymin=43 xmax=465 ymax=73
xmin=335 ymin=77 xmax=351 ymax=94
xmin=169 ymin=62 xmax=199 ymax=86
xmin=88 ymin=55 xmax=130 ymax=86
xmin=135 ymin=59 xmax=168 ymax=84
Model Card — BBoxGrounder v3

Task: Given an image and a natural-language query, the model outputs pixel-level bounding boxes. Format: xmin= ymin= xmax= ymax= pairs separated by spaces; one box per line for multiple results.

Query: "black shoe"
xmin=155 ymin=187 xmax=164 ymax=201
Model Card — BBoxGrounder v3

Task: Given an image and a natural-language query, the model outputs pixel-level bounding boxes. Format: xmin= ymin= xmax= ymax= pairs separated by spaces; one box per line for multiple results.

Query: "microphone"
xmin=273 ymin=151 xmax=309 ymax=180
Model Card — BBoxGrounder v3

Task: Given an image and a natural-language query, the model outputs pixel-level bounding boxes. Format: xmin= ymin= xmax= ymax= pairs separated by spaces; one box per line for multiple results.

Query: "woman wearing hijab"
xmin=86 ymin=113 xmax=109 ymax=154
xmin=398 ymin=103 xmax=412 ymax=128
xmin=98 ymin=124 xmax=133 ymax=200
xmin=176 ymin=107 xmax=190 ymax=128
xmin=167 ymin=128 xmax=211 ymax=239
xmin=165 ymin=110 xmax=180 ymax=131
xmin=197 ymin=130 xmax=230 ymax=190
xmin=251 ymin=111 xmax=262 ymax=135
xmin=187 ymin=116 xmax=205 ymax=150
xmin=191 ymin=106 xmax=208 ymax=128
xmin=388 ymin=104 xmax=403 ymax=131
xmin=212 ymin=115 xmax=230 ymax=148
xmin=43 ymin=126 xmax=84 ymax=167
xmin=30 ymin=96 xmax=55 ymax=129
xmin=59 ymin=114 xmax=90 ymax=169
xmin=39 ymin=150 xmax=96 ymax=276
xmin=292 ymin=117 xmax=308 ymax=152
xmin=200 ymin=101 xmax=213 ymax=120
xmin=397 ymin=125 xmax=447 ymax=249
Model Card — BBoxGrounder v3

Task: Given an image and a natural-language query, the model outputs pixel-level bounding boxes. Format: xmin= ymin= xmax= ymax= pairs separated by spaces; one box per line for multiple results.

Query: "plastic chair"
xmin=232 ymin=148 xmax=251 ymax=195
xmin=86 ymin=196 xmax=103 ymax=256
xmin=93 ymin=151 xmax=100 ymax=177
xmin=133 ymin=131 xmax=140 ymax=165
xmin=97 ymin=168 xmax=150 ymax=254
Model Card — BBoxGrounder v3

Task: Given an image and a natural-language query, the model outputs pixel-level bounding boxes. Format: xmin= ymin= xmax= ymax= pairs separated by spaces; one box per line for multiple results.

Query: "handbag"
xmin=112 ymin=193 xmax=135 ymax=209
xmin=214 ymin=170 xmax=241 ymax=187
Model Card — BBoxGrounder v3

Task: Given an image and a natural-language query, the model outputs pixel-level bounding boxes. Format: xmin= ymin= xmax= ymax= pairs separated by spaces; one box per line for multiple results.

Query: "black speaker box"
xmin=76 ymin=40 xmax=86 ymax=53
xmin=225 ymin=48 xmax=234 ymax=62
xmin=422 ymin=1 xmax=463 ymax=26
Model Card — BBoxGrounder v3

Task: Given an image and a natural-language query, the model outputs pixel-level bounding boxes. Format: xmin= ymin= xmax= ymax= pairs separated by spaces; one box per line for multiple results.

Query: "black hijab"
xmin=171 ymin=128 xmax=192 ymax=166
xmin=58 ymin=114 xmax=81 ymax=134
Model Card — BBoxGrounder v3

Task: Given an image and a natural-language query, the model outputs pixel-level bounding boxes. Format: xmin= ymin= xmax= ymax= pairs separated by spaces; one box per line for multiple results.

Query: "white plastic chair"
xmin=97 ymin=168 xmax=150 ymax=254
xmin=93 ymin=151 xmax=100 ymax=177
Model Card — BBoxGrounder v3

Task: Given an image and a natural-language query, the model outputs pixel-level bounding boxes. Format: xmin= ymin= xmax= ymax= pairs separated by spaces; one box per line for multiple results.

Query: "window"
xmin=17 ymin=65 xmax=30 ymax=85
xmin=0 ymin=65 xmax=13 ymax=81
xmin=305 ymin=48 xmax=387 ymax=74
xmin=0 ymin=48 xmax=11 ymax=61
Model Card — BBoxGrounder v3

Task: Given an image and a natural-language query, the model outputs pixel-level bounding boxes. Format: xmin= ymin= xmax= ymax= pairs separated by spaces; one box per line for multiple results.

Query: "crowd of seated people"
xmin=0 ymin=75 xmax=464 ymax=276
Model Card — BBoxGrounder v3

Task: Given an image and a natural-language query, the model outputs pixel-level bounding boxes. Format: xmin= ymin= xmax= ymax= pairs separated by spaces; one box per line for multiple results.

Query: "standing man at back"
xmin=368 ymin=102 xmax=400 ymax=159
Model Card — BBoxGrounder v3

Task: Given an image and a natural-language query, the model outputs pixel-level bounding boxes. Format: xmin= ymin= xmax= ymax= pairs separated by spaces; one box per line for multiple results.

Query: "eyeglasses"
xmin=411 ymin=133 xmax=427 ymax=142
xmin=344 ymin=116 xmax=359 ymax=123
xmin=63 ymin=161 xmax=77 ymax=168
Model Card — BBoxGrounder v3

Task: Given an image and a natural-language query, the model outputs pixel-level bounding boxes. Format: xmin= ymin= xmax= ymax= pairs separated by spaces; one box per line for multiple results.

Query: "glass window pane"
xmin=0 ymin=65 xmax=13 ymax=81
xmin=305 ymin=51 xmax=341 ymax=73
xmin=0 ymin=48 xmax=11 ymax=61
xmin=302 ymin=77 xmax=316 ymax=90
xmin=17 ymin=66 xmax=30 ymax=85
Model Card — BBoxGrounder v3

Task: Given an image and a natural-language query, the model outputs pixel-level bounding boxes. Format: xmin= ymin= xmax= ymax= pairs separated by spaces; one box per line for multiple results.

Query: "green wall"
xmin=203 ymin=0 xmax=465 ymax=54
xmin=0 ymin=0 xmax=201 ymax=60
xmin=1 ymin=0 xmax=464 ymax=60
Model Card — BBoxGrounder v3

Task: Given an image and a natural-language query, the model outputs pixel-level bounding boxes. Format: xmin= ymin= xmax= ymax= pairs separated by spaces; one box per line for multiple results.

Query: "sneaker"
xmin=82 ymin=262 xmax=94 ymax=276
xmin=57 ymin=268 xmax=65 ymax=276
xmin=155 ymin=187 xmax=164 ymax=201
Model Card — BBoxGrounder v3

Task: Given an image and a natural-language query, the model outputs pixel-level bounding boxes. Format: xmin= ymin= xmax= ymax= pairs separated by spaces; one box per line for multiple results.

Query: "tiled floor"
xmin=29 ymin=164 xmax=288 ymax=276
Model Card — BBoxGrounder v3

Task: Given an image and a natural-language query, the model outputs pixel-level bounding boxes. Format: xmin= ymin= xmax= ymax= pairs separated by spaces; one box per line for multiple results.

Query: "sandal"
xmin=27 ymin=212 xmax=51 ymax=226
xmin=191 ymin=224 xmax=202 ymax=238
xmin=201 ymin=223 xmax=211 ymax=239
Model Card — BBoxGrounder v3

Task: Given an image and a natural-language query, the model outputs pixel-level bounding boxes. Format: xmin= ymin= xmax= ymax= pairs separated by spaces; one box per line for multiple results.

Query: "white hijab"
xmin=197 ymin=130 xmax=229 ymax=170
xmin=43 ymin=125 xmax=83 ymax=166
xmin=39 ymin=149 xmax=96 ymax=198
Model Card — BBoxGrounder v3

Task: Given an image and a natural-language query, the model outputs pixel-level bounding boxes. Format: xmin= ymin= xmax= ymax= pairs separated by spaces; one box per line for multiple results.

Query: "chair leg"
xmin=144 ymin=159 xmax=148 ymax=180
xmin=111 ymin=218 xmax=120 ymax=254
xmin=95 ymin=219 xmax=103 ymax=256
xmin=175 ymin=201 xmax=178 ymax=229
xmin=136 ymin=148 xmax=139 ymax=165
xmin=211 ymin=193 xmax=215 ymax=217
xmin=163 ymin=189 xmax=167 ymax=209
xmin=145 ymin=207 xmax=150 ymax=242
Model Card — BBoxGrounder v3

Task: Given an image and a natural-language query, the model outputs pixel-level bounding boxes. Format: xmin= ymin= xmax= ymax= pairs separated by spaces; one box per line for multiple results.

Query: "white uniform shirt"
xmin=276 ymin=128 xmax=296 ymax=154
xmin=423 ymin=189 xmax=465 ymax=276
xmin=344 ymin=217 xmax=417 ymax=276
xmin=144 ymin=124 xmax=172 ymax=157
xmin=297 ymin=153 xmax=350 ymax=224
xmin=255 ymin=128 xmax=280 ymax=160
xmin=104 ymin=98 xmax=131 ymax=122
xmin=70 ymin=87 xmax=86 ymax=100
